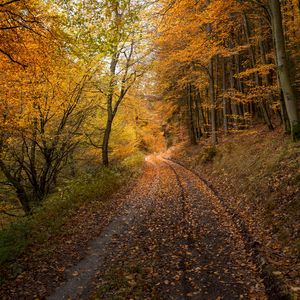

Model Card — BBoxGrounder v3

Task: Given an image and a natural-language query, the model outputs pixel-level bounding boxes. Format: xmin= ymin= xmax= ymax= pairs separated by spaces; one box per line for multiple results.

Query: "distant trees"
xmin=98 ymin=0 xmax=149 ymax=166
xmin=155 ymin=0 xmax=300 ymax=143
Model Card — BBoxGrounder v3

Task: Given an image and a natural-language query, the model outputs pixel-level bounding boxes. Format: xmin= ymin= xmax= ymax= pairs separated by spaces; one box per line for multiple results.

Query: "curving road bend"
xmin=48 ymin=156 xmax=266 ymax=300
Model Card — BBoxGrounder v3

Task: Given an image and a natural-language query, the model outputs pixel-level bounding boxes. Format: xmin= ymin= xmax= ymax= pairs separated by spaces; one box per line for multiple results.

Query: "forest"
xmin=0 ymin=0 xmax=300 ymax=299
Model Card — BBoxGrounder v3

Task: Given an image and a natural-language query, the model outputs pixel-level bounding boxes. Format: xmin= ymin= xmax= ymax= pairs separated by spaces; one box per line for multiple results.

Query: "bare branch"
xmin=0 ymin=48 xmax=27 ymax=68
xmin=0 ymin=0 xmax=20 ymax=7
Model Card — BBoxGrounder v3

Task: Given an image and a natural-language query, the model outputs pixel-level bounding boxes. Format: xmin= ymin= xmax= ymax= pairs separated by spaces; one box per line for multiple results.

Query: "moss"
xmin=291 ymin=121 xmax=300 ymax=141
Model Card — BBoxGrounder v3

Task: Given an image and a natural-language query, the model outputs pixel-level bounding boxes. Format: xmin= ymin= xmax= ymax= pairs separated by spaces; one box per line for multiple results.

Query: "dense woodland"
xmin=0 ymin=0 xmax=300 ymax=298
xmin=0 ymin=0 xmax=299 ymax=212
xmin=0 ymin=0 xmax=164 ymax=215
xmin=156 ymin=0 xmax=300 ymax=146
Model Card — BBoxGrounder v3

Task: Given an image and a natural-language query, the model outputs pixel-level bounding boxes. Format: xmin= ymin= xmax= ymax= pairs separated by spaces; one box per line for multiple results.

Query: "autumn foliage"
xmin=0 ymin=0 xmax=299 ymax=216
xmin=155 ymin=0 xmax=300 ymax=145
xmin=0 ymin=0 xmax=163 ymax=215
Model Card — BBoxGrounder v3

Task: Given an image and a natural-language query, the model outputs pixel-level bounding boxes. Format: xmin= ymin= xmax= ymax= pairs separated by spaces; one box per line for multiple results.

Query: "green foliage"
xmin=45 ymin=168 xmax=121 ymax=211
xmin=120 ymin=152 xmax=144 ymax=172
xmin=197 ymin=145 xmax=218 ymax=164
xmin=0 ymin=160 xmax=143 ymax=271
xmin=0 ymin=221 xmax=29 ymax=265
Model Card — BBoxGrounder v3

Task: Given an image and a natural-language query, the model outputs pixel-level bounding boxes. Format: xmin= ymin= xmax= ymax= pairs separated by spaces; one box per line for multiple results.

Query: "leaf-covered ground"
xmin=46 ymin=156 xmax=266 ymax=299
xmin=167 ymin=127 xmax=300 ymax=299
xmin=0 ymin=180 xmax=134 ymax=299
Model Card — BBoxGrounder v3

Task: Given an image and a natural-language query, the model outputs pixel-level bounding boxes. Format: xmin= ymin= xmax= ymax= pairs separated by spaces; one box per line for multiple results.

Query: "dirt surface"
xmin=0 ymin=179 xmax=133 ymax=299
xmin=167 ymin=131 xmax=300 ymax=299
xmin=47 ymin=156 xmax=266 ymax=299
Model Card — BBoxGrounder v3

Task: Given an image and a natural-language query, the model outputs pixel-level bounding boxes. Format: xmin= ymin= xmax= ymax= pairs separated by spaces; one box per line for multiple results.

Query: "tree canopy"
xmin=0 ymin=0 xmax=299 ymax=214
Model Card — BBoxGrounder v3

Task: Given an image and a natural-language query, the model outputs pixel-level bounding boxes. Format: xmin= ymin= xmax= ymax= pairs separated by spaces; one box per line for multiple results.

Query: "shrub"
xmin=120 ymin=151 xmax=144 ymax=172
xmin=0 ymin=161 xmax=143 ymax=270
xmin=200 ymin=146 xmax=218 ymax=164
xmin=0 ymin=221 xmax=29 ymax=265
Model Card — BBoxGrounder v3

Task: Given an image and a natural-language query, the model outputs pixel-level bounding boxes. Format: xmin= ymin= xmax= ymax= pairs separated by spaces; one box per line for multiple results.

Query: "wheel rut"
xmin=161 ymin=159 xmax=193 ymax=300
xmin=47 ymin=156 xmax=267 ymax=300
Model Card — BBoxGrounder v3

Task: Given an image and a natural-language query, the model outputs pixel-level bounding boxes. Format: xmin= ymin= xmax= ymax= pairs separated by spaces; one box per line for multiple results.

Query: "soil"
xmin=48 ymin=156 xmax=266 ymax=299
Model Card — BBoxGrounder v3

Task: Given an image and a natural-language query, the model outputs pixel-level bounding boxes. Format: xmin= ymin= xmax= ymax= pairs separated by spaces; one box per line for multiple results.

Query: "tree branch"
xmin=0 ymin=0 xmax=20 ymax=7
xmin=0 ymin=48 xmax=27 ymax=68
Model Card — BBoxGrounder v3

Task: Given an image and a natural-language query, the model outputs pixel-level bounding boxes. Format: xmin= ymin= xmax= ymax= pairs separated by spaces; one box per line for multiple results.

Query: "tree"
xmin=0 ymin=4 xmax=93 ymax=213
xmin=241 ymin=0 xmax=300 ymax=138
xmin=155 ymin=0 xmax=300 ymax=143
xmin=0 ymin=0 xmax=55 ymax=67
xmin=91 ymin=0 xmax=152 ymax=166
xmin=269 ymin=0 xmax=300 ymax=139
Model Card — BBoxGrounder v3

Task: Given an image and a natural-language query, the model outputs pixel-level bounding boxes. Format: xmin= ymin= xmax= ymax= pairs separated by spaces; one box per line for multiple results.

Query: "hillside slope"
xmin=168 ymin=127 xmax=300 ymax=298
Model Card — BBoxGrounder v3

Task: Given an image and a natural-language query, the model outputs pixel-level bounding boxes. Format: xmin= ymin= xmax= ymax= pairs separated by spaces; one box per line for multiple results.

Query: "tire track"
xmin=161 ymin=159 xmax=193 ymax=300
xmin=48 ymin=156 xmax=268 ymax=300
xmin=164 ymin=157 xmax=287 ymax=300
xmin=47 ymin=162 xmax=161 ymax=300
xmin=160 ymin=156 xmax=267 ymax=299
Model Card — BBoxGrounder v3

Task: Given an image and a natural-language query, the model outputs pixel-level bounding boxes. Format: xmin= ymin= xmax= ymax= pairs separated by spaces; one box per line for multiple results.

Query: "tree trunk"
xmin=243 ymin=14 xmax=274 ymax=130
xmin=187 ymin=84 xmax=197 ymax=145
xmin=263 ymin=32 xmax=291 ymax=133
xmin=102 ymin=55 xmax=118 ymax=166
xmin=0 ymin=160 xmax=31 ymax=214
xmin=195 ymin=89 xmax=204 ymax=138
xmin=222 ymin=57 xmax=228 ymax=133
xmin=102 ymin=116 xmax=113 ymax=167
xmin=270 ymin=0 xmax=300 ymax=139
xmin=229 ymin=54 xmax=239 ymax=130
xmin=209 ymin=58 xmax=218 ymax=144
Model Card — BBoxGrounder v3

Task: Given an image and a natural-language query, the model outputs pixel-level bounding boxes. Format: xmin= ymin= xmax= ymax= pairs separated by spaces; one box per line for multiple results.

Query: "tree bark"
xmin=243 ymin=13 xmax=274 ymax=130
xmin=187 ymin=84 xmax=197 ymax=145
xmin=102 ymin=55 xmax=118 ymax=166
xmin=209 ymin=58 xmax=218 ymax=144
xmin=222 ymin=57 xmax=228 ymax=133
xmin=229 ymin=54 xmax=239 ymax=130
xmin=0 ymin=160 xmax=31 ymax=214
xmin=270 ymin=0 xmax=300 ymax=139
xmin=102 ymin=117 xmax=113 ymax=167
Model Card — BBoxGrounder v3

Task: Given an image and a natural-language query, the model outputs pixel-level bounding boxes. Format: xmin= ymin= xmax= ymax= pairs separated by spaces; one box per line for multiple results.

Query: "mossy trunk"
xmin=270 ymin=0 xmax=300 ymax=140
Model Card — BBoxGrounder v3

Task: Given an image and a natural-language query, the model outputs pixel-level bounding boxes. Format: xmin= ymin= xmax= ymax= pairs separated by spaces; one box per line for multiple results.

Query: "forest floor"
xmin=2 ymin=155 xmax=270 ymax=299
xmin=1 ymin=129 xmax=299 ymax=299
xmin=167 ymin=126 xmax=300 ymax=300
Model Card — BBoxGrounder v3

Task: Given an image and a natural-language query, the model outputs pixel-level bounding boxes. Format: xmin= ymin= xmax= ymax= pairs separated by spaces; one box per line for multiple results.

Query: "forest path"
xmin=48 ymin=156 xmax=266 ymax=300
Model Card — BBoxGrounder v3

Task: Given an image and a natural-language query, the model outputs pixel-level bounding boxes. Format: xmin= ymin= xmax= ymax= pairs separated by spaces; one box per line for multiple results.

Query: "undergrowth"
xmin=0 ymin=152 xmax=144 ymax=281
xmin=171 ymin=128 xmax=300 ymax=297
xmin=179 ymin=131 xmax=300 ymax=255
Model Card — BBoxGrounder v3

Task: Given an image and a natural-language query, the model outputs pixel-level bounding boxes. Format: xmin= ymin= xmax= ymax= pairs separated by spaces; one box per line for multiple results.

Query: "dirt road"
xmin=48 ymin=156 xmax=266 ymax=299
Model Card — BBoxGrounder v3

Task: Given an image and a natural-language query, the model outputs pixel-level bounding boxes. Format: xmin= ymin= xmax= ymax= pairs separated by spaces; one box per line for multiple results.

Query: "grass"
xmin=0 ymin=152 xmax=144 ymax=282
xmin=220 ymin=132 xmax=299 ymax=237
